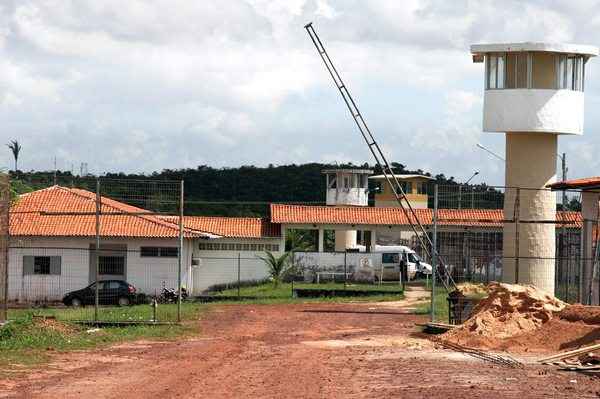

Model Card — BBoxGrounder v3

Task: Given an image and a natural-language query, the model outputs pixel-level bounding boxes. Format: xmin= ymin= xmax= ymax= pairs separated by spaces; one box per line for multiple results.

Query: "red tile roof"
xmin=270 ymin=204 xmax=582 ymax=228
xmin=161 ymin=216 xmax=281 ymax=238
xmin=10 ymin=186 xmax=205 ymax=238
xmin=547 ymin=177 xmax=600 ymax=190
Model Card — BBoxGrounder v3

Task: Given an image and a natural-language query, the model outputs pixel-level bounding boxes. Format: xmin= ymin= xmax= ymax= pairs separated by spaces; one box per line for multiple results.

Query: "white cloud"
xmin=0 ymin=0 xmax=599 ymax=187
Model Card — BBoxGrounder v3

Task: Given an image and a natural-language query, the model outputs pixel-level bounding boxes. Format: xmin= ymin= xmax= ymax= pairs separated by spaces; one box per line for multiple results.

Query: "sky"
xmin=1 ymin=0 xmax=600 ymax=186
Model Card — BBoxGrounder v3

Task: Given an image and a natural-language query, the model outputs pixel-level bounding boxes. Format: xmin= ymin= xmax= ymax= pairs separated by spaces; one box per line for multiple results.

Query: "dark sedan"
xmin=62 ymin=280 xmax=139 ymax=307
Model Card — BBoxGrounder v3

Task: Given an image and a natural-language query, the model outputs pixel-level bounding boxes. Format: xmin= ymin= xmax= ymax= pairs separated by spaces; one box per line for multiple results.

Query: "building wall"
xmin=483 ymin=89 xmax=584 ymax=135
xmin=374 ymin=178 xmax=430 ymax=209
xmin=8 ymin=236 xmax=193 ymax=302
xmin=326 ymin=188 xmax=369 ymax=206
xmin=191 ymin=237 xmax=282 ymax=295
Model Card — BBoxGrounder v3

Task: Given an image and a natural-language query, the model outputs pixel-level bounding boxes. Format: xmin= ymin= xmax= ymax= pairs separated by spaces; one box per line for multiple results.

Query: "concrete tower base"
xmin=335 ymin=230 xmax=357 ymax=252
xmin=503 ymin=133 xmax=557 ymax=294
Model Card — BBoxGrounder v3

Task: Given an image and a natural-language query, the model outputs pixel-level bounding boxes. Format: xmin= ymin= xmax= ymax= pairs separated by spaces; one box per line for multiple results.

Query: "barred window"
xmin=141 ymin=247 xmax=178 ymax=257
xmin=34 ymin=256 xmax=51 ymax=275
xmin=197 ymin=242 xmax=281 ymax=251
xmin=160 ymin=247 xmax=178 ymax=257
xmin=99 ymin=256 xmax=125 ymax=275
xmin=23 ymin=256 xmax=61 ymax=276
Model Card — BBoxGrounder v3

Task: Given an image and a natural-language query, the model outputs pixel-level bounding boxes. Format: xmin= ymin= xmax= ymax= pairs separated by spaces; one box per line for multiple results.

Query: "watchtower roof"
xmin=471 ymin=42 xmax=598 ymax=57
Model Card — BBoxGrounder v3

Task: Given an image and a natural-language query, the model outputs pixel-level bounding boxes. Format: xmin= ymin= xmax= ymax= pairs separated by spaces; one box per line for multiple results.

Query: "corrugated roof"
xmin=10 ymin=186 xmax=205 ymax=238
xmin=161 ymin=216 xmax=281 ymax=238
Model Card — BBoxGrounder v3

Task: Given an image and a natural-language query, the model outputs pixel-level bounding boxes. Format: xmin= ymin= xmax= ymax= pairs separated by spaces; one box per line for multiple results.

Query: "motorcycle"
xmin=155 ymin=285 xmax=188 ymax=304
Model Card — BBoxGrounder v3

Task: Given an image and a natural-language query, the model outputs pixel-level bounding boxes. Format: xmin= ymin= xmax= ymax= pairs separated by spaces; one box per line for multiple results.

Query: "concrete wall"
xmin=191 ymin=237 xmax=282 ymax=295
xmin=326 ymin=188 xmax=369 ymax=206
xmin=483 ymin=89 xmax=584 ymax=135
xmin=502 ymin=133 xmax=557 ymax=294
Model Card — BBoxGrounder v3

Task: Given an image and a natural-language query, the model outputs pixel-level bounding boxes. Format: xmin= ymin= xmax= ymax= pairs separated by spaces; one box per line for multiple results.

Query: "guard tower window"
xmin=488 ymin=52 xmax=586 ymax=91
xmin=327 ymin=174 xmax=337 ymax=189
xmin=558 ymin=55 xmax=585 ymax=91
xmin=531 ymin=52 xmax=556 ymax=89
xmin=400 ymin=181 xmax=412 ymax=194
xmin=486 ymin=54 xmax=505 ymax=89
xmin=360 ymin=174 xmax=367 ymax=188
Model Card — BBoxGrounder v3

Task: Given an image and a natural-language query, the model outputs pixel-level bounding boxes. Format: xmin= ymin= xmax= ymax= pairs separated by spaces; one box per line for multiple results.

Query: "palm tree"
xmin=7 ymin=140 xmax=21 ymax=172
xmin=258 ymin=251 xmax=293 ymax=288
xmin=285 ymin=229 xmax=315 ymax=252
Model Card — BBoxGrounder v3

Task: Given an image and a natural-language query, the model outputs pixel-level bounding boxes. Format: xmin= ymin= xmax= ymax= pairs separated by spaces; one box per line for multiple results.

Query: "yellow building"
xmin=369 ymin=174 xmax=433 ymax=209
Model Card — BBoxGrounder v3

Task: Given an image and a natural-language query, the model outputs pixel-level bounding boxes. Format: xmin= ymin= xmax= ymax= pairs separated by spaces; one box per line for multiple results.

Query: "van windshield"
xmin=408 ymin=253 xmax=420 ymax=263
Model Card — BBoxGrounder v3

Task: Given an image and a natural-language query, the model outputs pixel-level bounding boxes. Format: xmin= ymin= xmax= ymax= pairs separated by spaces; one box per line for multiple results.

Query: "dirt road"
xmin=2 ymin=301 xmax=600 ymax=398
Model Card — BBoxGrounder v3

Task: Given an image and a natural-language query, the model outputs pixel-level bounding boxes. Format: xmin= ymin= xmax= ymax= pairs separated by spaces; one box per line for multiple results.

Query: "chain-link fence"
xmin=428 ymin=184 xmax=594 ymax=305
xmin=193 ymin=251 xmax=406 ymax=299
xmin=0 ymin=174 xmax=9 ymax=323
xmin=7 ymin=176 xmax=187 ymax=323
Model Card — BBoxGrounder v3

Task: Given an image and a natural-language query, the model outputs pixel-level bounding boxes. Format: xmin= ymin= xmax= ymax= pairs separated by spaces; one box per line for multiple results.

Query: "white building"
xmin=8 ymin=186 xmax=282 ymax=301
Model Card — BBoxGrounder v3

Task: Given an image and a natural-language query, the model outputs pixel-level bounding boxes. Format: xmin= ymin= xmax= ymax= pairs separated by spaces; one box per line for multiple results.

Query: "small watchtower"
xmin=322 ymin=168 xmax=372 ymax=251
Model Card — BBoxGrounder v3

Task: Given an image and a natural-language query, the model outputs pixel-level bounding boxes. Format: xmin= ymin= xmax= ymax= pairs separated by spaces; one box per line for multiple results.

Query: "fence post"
xmin=579 ymin=224 xmax=584 ymax=303
xmin=237 ymin=252 xmax=241 ymax=298
xmin=344 ymin=251 xmax=347 ymax=289
xmin=94 ymin=177 xmax=101 ymax=322
xmin=0 ymin=174 xmax=9 ymax=323
xmin=514 ymin=188 xmax=520 ymax=284
xmin=177 ymin=180 xmax=184 ymax=323
xmin=431 ymin=184 xmax=438 ymax=323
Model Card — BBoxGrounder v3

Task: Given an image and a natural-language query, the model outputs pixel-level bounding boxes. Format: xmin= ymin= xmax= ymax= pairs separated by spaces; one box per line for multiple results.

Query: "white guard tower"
xmin=471 ymin=42 xmax=598 ymax=294
xmin=323 ymin=168 xmax=372 ymax=251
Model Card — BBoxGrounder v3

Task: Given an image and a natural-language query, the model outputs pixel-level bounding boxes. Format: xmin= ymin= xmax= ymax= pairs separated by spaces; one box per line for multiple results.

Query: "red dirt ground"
xmin=2 ymin=302 xmax=600 ymax=398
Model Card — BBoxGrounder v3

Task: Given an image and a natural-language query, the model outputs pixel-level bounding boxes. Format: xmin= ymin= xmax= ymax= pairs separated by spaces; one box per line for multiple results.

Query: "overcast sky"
xmin=1 ymin=0 xmax=600 ymax=186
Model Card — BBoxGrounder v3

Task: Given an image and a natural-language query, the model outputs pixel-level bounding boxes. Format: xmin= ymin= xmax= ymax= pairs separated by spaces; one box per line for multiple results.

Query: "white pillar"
xmin=503 ymin=133 xmax=557 ymax=294
xmin=335 ymin=229 xmax=357 ymax=251
xmin=280 ymin=226 xmax=287 ymax=253
xmin=581 ymin=191 xmax=600 ymax=304
xmin=317 ymin=228 xmax=324 ymax=253
xmin=370 ymin=229 xmax=377 ymax=252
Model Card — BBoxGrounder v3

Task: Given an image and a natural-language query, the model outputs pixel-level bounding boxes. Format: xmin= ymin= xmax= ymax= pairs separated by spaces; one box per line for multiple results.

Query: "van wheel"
xmin=71 ymin=298 xmax=82 ymax=307
xmin=118 ymin=297 xmax=130 ymax=306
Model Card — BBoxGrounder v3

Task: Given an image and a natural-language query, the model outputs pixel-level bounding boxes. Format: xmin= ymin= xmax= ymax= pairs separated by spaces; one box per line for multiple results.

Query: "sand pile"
xmin=456 ymin=282 xmax=487 ymax=296
xmin=443 ymin=282 xmax=566 ymax=342
xmin=559 ymin=304 xmax=600 ymax=325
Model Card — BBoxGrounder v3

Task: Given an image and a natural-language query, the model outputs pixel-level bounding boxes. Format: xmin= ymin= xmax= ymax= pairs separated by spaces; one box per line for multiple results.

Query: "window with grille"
xmin=34 ymin=256 xmax=51 ymax=275
xmin=23 ymin=256 xmax=61 ymax=275
xmin=99 ymin=256 xmax=125 ymax=275
xmin=140 ymin=247 xmax=178 ymax=257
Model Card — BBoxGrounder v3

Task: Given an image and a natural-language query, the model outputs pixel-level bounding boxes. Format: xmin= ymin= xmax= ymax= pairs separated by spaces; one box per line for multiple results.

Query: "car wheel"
xmin=71 ymin=298 xmax=82 ymax=307
xmin=118 ymin=297 xmax=130 ymax=306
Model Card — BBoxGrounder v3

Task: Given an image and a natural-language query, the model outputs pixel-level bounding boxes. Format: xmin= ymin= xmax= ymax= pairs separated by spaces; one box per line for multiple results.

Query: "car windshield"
xmin=408 ymin=253 xmax=420 ymax=263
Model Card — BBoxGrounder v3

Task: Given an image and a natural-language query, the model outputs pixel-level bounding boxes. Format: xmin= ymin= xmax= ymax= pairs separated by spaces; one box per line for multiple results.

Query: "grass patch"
xmin=415 ymin=288 xmax=489 ymax=324
xmin=0 ymin=302 xmax=203 ymax=369
xmin=414 ymin=287 xmax=449 ymax=323
xmin=8 ymin=302 xmax=200 ymax=323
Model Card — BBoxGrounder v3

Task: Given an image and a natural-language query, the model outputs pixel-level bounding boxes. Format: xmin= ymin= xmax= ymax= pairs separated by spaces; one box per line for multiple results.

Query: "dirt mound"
xmin=33 ymin=317 xmax=78 ymax=335
xmin=456 ymin=282 xmax=487 ymax=296
xmin=558 ymin=304 xmax=600 ymax=325
xmin=442 ymin=282 xmax=566 ymax=344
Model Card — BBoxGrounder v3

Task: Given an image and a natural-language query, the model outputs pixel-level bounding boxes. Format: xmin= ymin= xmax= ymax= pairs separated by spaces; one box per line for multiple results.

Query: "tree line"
xmin=9 ymin=163 xmax=578 ymax=216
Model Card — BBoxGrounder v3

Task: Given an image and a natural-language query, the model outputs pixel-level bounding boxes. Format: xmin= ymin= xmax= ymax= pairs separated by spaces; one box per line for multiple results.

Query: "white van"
xmin=353 ymin=244 xmax=432 ymax=280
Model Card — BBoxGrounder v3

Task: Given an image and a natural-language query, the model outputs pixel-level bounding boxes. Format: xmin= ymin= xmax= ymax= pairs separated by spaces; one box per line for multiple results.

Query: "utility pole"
xmin=560 ymin=153 xmax=568 ymax=207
